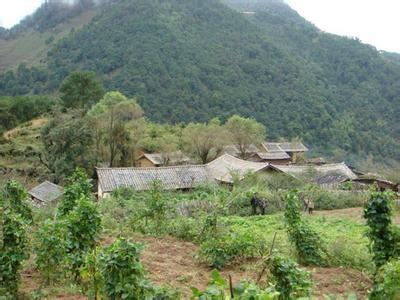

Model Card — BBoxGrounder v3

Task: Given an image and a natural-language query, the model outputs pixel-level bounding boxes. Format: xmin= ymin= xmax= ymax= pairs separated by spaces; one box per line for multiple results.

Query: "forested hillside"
xmin=0 ymin=0 xmax=399 ymax=163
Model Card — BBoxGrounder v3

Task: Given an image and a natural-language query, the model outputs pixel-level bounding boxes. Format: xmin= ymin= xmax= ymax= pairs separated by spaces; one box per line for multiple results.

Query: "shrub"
xmin=284 ymin=190 xmax=326 ymax=266
xmin=2 ymin=180 xmax=32 ymax=223
xmin=268 ymin=251 xmax=312 ymax=299
xmin=364 ymin=190 xmax=395 ymax=268
xmin=0 ymin=206 xmax=29 ymax=296
xmin=34 ymin=219 xmax=67 ymax=285
xmin=370 ymin=259 xmax=400 ymax=299
xmin=98 ymin=238 xmax=179 ymax=299
xmin=65 ymin=195 xmax=102 ymax=281
xmin=58 ymin=168 xmax=93 ymax=217
xmin=191 ymin=270 xmax=279 ymax=299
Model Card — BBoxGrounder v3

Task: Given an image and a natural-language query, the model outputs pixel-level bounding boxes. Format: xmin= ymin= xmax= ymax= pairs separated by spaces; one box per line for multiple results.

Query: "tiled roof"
xmin=271 ymin=162 xmax=357 ymax=184
xmin=255 ymin=151 xmax=291 ymax=160
xmin=97 ymin=165 xmax=208 ymax=192
xmin=262 ymin=142 xmax=308 ymax=152
xmin=223 ymin=144 xmax=260 ymax=156
xmin=28 ymin=181 xmax=64 ymax=203
xmin=206 ymin=154 xmax=269 ymax=183
xmin=97 ymin=154 xmax=269 ymax=193
xmin=140 ymin=151 xmax=190 ymax=165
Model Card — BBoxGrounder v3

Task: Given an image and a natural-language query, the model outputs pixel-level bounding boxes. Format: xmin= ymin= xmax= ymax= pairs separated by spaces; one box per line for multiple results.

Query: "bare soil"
xmin=20 ymin=206 xmax=384 ymax=299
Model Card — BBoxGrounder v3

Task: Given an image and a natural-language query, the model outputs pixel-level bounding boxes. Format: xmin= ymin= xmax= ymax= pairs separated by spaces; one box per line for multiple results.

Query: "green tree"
xmin=0 ymin=182 xmax=30 ymax=296
xmin=284 ymin=190 xmax=326 ymax=266
xmin=1 ymin=180 xmax=32 ymax=224
xmin=65 ymin=195 xmax=102 ymax=281
xmin=182 ymin=118 xmax=227 ymax=164
xmin=41 ymin=109 xmax=94 ymax=182
xmin=58 ymin=168 xmax=93 ymax=217
xmin=34 ymin=219 xmax=67 ymax=285
xmin=60 ymin=71 xmax=104 ymax=110
xmin=99 ymin=238 xmax=151 ymax=299
xmin=364 ymin=190 xmax=395 ymax=268
xmin=224 ymin=115 xmax=266 ymax=159
xmin=88 ymin=91 xmax=143 ymax=167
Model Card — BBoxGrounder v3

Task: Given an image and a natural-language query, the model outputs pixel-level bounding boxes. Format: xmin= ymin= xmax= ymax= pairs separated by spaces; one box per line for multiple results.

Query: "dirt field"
xmin=20 ymin=206 xmax=392 ymax=299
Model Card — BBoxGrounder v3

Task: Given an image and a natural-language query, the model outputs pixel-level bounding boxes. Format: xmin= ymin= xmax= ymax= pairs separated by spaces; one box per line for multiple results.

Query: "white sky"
xmin=285 ymin=0 xmax=400 ymax=53
xmin=0 ymin=0 xmax=399 ymax=53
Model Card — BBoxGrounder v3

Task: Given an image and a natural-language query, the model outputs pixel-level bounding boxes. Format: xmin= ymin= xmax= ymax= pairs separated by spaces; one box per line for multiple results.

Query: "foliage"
xmin=182 ymin=118 xmax=227 ymax=164
xmin=284 ymin=190 xmax=326 ymax=266
xmin=34 ymin=219 xmax=67 ymax=285
xmin=191 ymin=270 xmax=279 ymax=299
xmin=267 ymin=250 xmax=312 ymax=299
xmin=41 ymin=109 xmax=94 ymax=181
xmin=98 ymin=238 xmax=179 ymax=299
xmin=58 ymin=168 xmax=93 ymax=217
xmin=0 ymin=183 xmax=30 ymax=296
xmin=60 ymin=71 xmax=104 ymax=110
xmin=0 ymin=95 xmax=58 ymax=131
xmin=370 ymin=259 xmax=400 ymax=299
xmin=65 ymin=195 xmax=102 ymax=281
xmin=363 ymin=190 xmax=395 ymax=268
xmin=3 ymin=0 xmax=399 ymax=161
xmin=224 ymin=115 xmax=266 ymax=159
xmin=1 ymin=180 xmax=32 ymax=223
xmin=88 ymin=91 xmax=143 ymax=167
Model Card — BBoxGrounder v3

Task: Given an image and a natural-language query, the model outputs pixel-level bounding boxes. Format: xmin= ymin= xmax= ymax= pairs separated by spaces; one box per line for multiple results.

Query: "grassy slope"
xmin=0 ymin=10 xmax=96 ymax=72
xmin=0 ymin=118 xmax=47 ymax=187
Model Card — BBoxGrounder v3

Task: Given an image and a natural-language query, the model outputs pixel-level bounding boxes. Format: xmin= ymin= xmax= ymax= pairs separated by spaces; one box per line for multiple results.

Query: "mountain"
xmin=0 ymin=0 xmax=399 ymax=163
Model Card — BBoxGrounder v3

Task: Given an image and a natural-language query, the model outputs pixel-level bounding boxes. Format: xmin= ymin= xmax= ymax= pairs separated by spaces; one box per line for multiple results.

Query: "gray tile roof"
xmin=28 ymin=181 xmax=64 ymax=203
xmin=271 ymin=162 xmax=357 ymax=184
xmin=140 ymin=151 xmax=190 ymax=166
xmin=206 ymin=154 xmax=269 ymax=183
xmin=262 ymin=142 xmax=308 ymax=153
xmin=97 ymin=154 xmax=269 ymax=193
xmin=255 ymin=151 xmax=291 ymax=160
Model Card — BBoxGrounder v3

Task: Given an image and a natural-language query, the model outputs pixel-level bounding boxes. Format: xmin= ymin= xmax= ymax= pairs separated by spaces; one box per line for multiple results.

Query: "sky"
xmin=284 ymin=0 xmax=400 ymax=53
xmin=0 ymin=0 xmax=399 ymax=53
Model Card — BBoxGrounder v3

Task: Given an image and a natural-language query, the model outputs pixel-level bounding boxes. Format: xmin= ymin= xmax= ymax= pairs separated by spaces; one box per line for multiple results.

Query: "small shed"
xmin=28 ymin=181 xmax=64 ymax=205
xmin=137 ymin=151 xmax=190 ymax=167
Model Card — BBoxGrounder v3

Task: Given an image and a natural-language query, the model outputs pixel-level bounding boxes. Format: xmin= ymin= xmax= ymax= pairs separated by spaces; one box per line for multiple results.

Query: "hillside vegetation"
xmin=0 ymin=0 xmax=399 ymax=164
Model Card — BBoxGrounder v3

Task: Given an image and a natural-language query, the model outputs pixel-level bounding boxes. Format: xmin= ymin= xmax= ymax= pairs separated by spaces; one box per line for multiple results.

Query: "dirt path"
xmin=3 ymin=118 xmax=47 ymax=140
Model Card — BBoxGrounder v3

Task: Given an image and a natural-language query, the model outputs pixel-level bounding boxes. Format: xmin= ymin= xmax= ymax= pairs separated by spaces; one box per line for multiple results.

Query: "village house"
xmin=269 ymin=162 xmax=358 ymax=189
xmin=28 ymin=181 xmax=64 ymax=205
xmin=96 ymin=154 xmax=269 ymax=198
xmin=261 ymin=142 xmax=308 ymax=159
xmin=225 ymin=141 xmax=308 ymax=164
xmin=136 ymin=151 xmax=190 ymax=167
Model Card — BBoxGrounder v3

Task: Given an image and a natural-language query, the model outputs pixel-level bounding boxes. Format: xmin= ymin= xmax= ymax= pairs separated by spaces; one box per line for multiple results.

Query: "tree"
xmin=41 ymin=109 xmax=94 ymax=182
xmin=88 ymin=91 xmax=143 ymax=167
xmin=0 ymin=182 xmax=30 ymax=296
xmin=364 ymin=190 xmax=395 ymax=268
xmin=182 ymin=118 xmax=227 ymax=164
xmin=58 ymin=168 xmax=93 ymax=217
xmin=65 ymin=195 xmax=102 ymax=281
xmin=60 ymin=71 xmax=104 ymax=110
xmin=224 ymin=115 xmax=266 ymax=159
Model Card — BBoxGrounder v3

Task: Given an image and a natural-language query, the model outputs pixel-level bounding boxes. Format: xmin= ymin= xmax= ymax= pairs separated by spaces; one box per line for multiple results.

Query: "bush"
xmin=268 ymin=251 xmax=312 ymax=299
xmin=34 ymin=219 xmax=67 ymax=285
xmin=364 ymin=190 xmax=395 ymax=268
xmin=370 ymin=259 xmax=400 ymax=299
xmin=99 ymin=238 xmax=179 ymax=299
xmin=191 ymin=270 xmax=279 ymax=299
xmin=284 ymin=190 xmax=326 ymax=266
